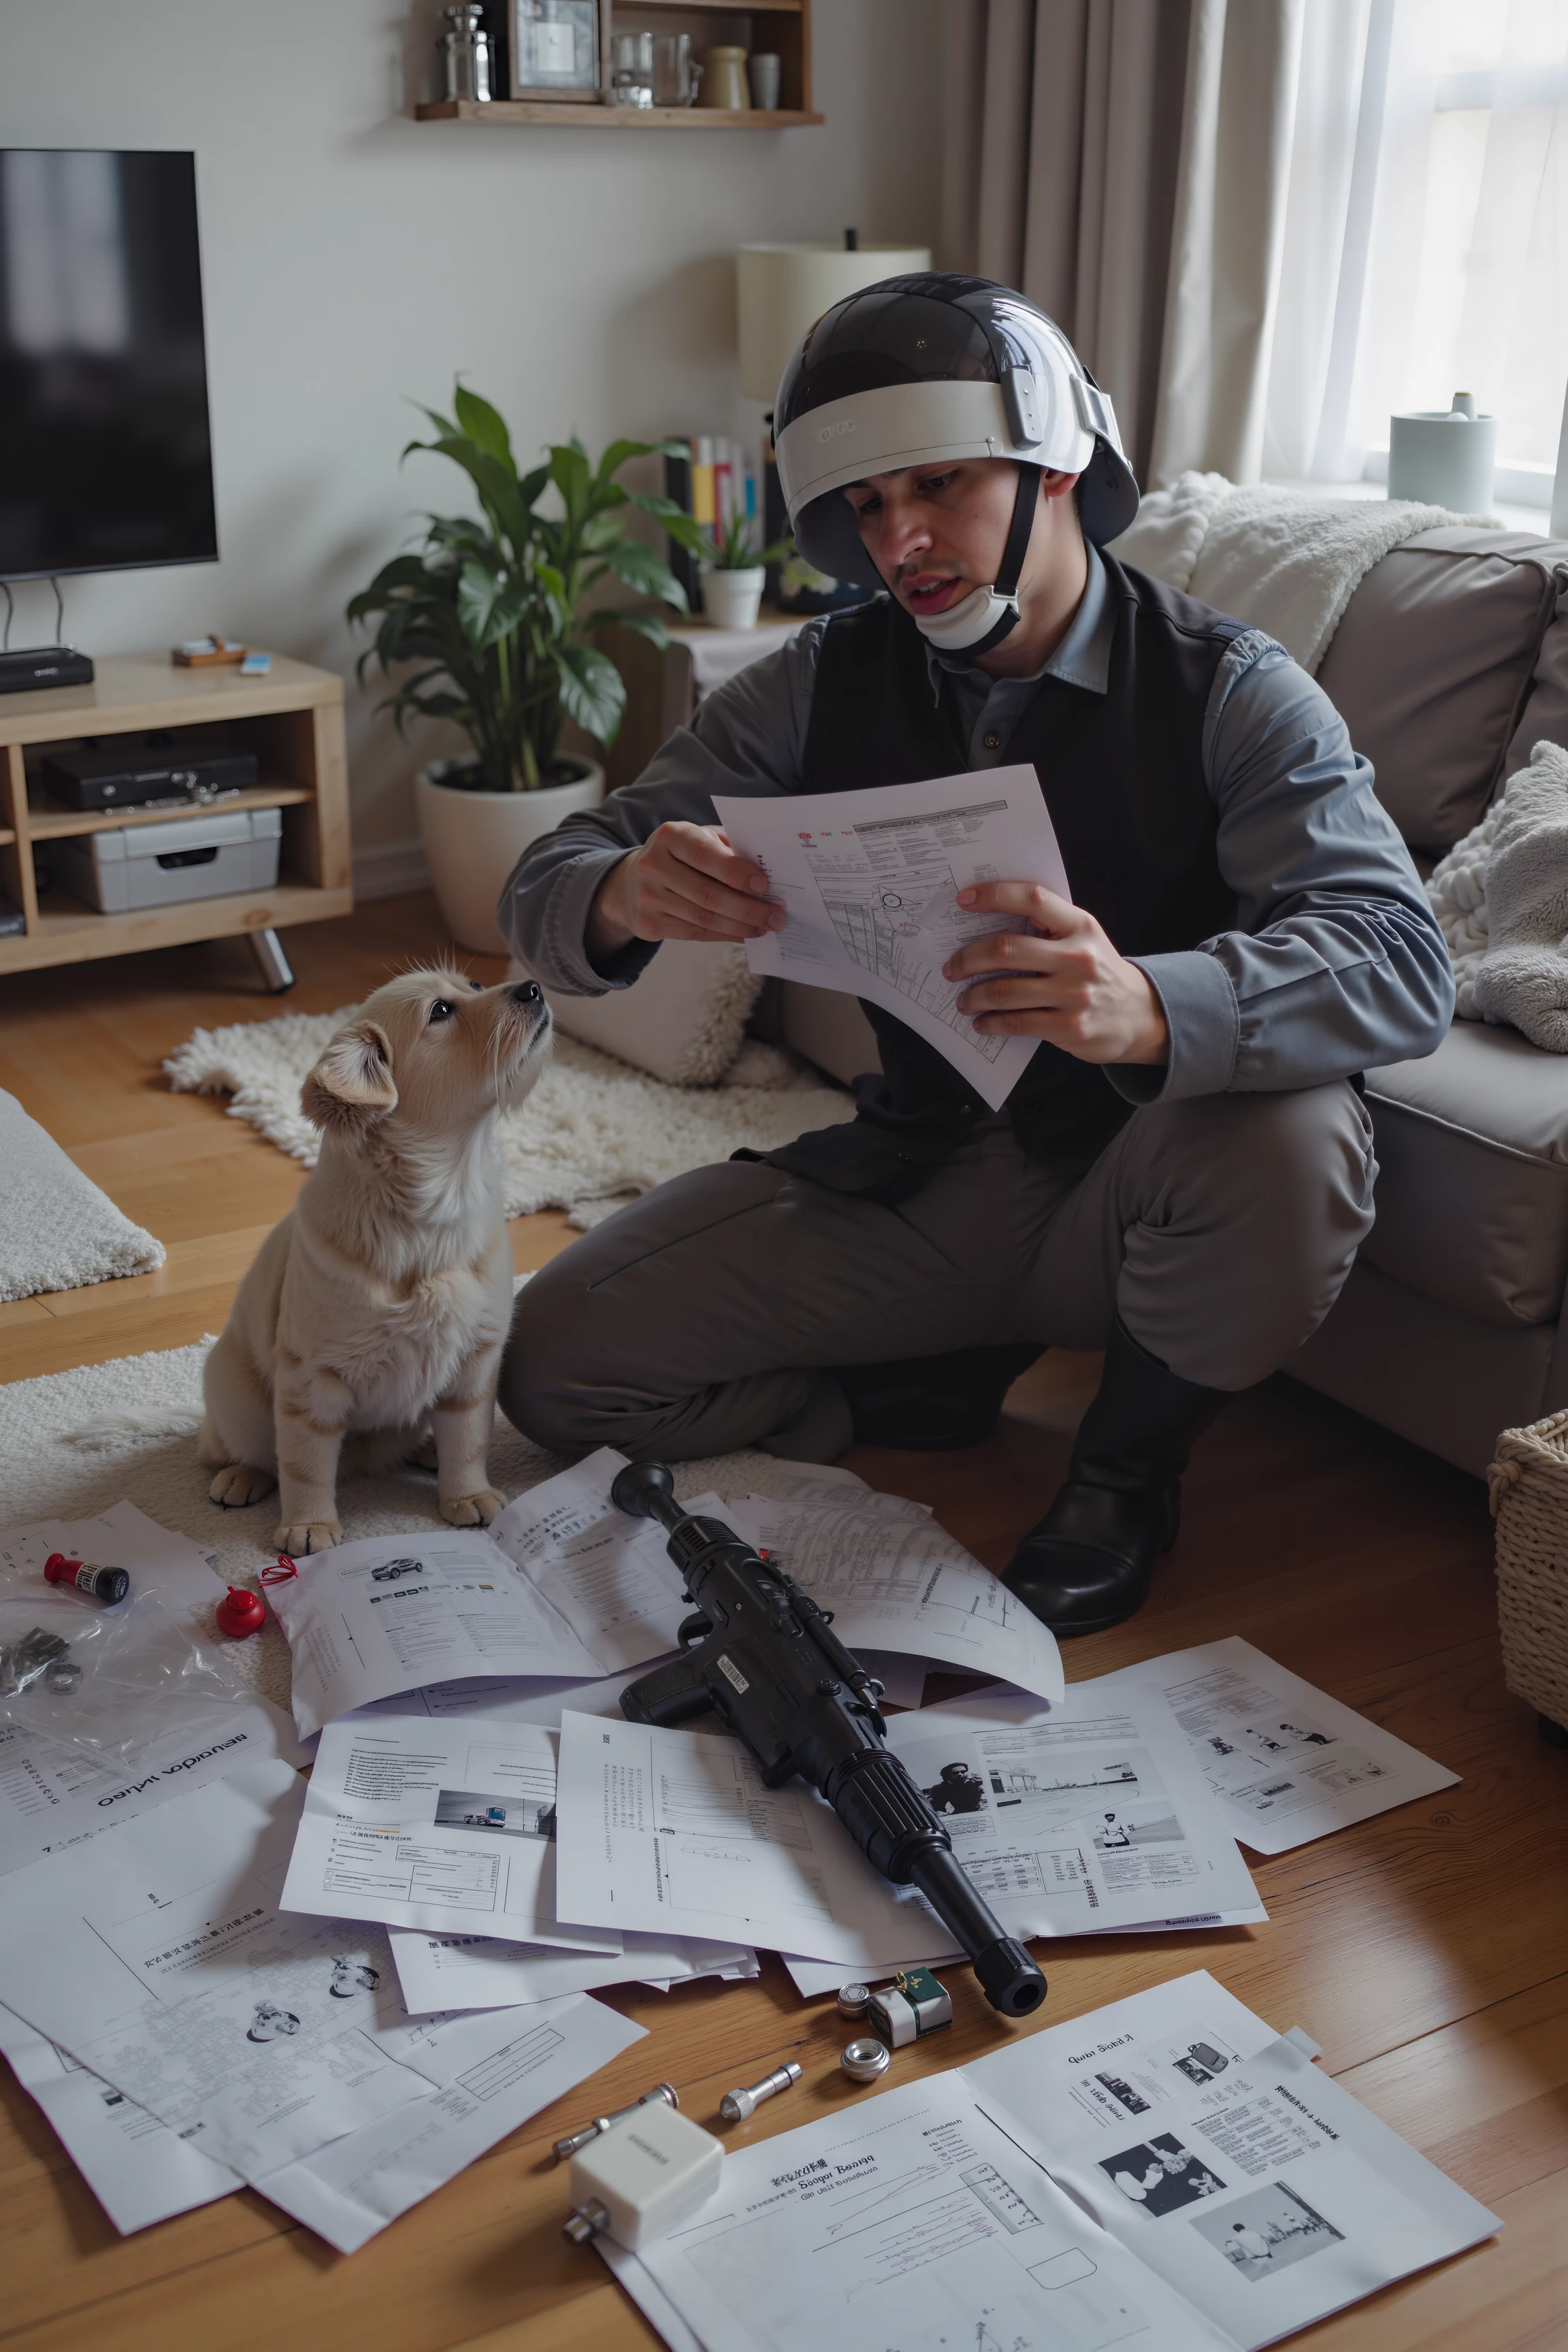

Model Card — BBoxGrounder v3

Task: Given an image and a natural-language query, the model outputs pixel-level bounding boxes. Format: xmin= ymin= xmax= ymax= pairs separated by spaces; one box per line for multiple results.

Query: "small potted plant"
xmin=348 ymin=386 xmax=701 ymax=951
xmin=700 ymin=510 xmax=793 ymax=632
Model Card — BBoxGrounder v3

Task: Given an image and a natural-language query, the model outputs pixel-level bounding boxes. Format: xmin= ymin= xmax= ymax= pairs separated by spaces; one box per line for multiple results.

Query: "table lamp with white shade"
xmin=737 ymin=231 xmax=931 ymax=613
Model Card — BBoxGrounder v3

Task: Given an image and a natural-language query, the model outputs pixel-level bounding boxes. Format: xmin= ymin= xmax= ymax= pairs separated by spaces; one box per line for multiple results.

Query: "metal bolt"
xmin=840 ymin=2037 xmax=891 ymax=2085
xmin=553 ymin=2081 xmax=678 ymax=2161
xmin=720 ymin=2060 xmax=802 ymax=2122
xmin=836 ymin=1982 xmax=871 ymax=2019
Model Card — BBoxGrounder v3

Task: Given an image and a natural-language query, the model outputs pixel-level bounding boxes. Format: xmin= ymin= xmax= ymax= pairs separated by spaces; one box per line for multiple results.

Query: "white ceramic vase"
xmin=416 ymin=757 xmax=605 ymax=954
xmin=700 ymin=565 xmax=766 ymax=631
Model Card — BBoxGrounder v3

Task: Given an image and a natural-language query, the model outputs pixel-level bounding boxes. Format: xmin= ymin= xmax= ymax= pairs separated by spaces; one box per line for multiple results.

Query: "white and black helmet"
xmin=772 ymin=272 xmax=1139 ymax=657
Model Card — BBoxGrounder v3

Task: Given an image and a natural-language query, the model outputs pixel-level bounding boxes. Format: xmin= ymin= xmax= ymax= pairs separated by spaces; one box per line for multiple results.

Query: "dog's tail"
xmin=62 ymin=1406 xmax=204 ymax=1450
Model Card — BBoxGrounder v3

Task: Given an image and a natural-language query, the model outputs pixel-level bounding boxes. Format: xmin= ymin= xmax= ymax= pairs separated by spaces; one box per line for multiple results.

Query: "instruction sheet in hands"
xmin=610 ymin=1970 xmax=1497 ymax=2352
xmin=713 ymin=765 xmax=1070 ymax=1109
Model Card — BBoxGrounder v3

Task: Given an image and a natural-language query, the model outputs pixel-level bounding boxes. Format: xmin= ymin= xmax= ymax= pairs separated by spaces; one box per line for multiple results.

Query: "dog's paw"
xmin=210 ymin=1463 xmax=276 ymax=1509
xmin=406 ymin=1433 xmax=438 ymax=1473
xmin=440 ymin=1489 xmax=506 ymax=1529
xmin=274 ymin=1520 xmax=342 ymax=1554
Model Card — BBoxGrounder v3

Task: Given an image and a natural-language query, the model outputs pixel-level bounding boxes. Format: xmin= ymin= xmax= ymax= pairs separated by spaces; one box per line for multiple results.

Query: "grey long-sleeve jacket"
xmin=498 ymin=547 xmax=1455 ymax=1102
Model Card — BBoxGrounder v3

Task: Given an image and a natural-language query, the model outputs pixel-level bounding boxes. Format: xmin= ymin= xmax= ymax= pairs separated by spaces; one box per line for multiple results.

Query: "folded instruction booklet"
xmin=714 ymin=764 xmax=1071 ymax=1110
xmin=266 ymin=1450 xmax=1056 ymax=1737
xmin=606 ymin=1969 xmax=1498 ymax=2352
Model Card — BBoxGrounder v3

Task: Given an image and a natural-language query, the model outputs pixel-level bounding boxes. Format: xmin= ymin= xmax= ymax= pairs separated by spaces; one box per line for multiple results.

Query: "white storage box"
xmin=52 ymin=807 xmax=282 ymax=913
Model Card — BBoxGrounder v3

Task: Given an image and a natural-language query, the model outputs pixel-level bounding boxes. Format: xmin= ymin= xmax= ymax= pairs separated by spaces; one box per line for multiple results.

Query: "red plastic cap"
xmin=44 ymin=1553 xmax=79 ymax=1584
xmin=216 ymin=1586 xmax=267 ymax=1638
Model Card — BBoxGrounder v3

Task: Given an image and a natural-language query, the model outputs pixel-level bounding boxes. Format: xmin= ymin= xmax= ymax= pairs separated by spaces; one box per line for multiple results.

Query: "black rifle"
xmin=612 ymin=1461 xmax=1047 ymax=2019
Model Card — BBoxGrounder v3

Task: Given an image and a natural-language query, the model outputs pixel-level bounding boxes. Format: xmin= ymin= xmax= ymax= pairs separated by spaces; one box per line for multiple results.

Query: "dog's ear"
xmin=301 ymin=1021 xmax=397 ymax=1136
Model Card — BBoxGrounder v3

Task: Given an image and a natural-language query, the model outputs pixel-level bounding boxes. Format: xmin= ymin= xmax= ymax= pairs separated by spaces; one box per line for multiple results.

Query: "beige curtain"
xmin=941 ymin=0 xmax=1194 ymax=480
xmin=943 ymin=0 xmax=1305 ymax=489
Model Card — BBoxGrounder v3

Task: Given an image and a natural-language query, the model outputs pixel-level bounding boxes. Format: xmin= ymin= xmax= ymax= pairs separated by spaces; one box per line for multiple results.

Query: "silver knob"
xmin=719 ymin=2060 xmax=802 ymax=2123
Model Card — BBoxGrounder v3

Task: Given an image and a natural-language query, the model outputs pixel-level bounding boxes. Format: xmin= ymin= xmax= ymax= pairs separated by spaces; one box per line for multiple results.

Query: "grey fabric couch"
xmin=783 ymin=526 xmax=1568 ymax=1480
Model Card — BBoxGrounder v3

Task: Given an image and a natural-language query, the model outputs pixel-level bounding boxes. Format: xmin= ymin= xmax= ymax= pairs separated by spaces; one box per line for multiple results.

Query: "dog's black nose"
xmin=509 ymin=981 xmax=542 ymax=1006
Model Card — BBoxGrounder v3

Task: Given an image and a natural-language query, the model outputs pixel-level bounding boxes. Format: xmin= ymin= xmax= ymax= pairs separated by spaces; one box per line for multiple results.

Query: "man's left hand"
xmin=943 ymin=884 xmax=1169 ymax=1066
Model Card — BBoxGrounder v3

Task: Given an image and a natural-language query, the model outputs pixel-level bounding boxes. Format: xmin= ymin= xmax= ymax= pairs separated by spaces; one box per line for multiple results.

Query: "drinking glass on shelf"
xmin=747 ymin=52 xmax=781 ymax=110
xmin=610 ymin=27 xmax=654 ymax=106
xmin=652 ymin=31 xmax=702 ymax=106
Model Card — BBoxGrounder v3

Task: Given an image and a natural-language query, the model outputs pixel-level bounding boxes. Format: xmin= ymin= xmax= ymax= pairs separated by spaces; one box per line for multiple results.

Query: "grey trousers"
xmin=499 ymin=1083 xmax=1376 ymax=1465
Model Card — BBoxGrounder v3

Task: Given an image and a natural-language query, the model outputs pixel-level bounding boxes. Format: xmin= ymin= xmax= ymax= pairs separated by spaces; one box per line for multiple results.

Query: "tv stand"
xmin=0 ymin=652 xmax=350 ymax=987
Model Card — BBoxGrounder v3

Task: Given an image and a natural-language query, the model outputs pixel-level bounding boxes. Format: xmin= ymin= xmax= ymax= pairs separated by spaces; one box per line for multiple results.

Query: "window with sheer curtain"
xmin=1264 ymin=0 xmax=1568 ymax=504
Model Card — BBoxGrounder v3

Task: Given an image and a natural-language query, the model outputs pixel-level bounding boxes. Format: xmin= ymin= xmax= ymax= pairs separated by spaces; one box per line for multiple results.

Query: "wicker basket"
xmin=1489 ymin=1408 xmax=1568 ymax=1734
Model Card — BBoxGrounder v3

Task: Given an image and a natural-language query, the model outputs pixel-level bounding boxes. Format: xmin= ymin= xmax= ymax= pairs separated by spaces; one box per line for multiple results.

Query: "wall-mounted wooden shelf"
xmin=419 ymin=0 xmax=816 ymax=127
xmin=416 ymin=98 xmax=819 ymax=125
xmin=0 ymin=653 xmax=351 ymax=981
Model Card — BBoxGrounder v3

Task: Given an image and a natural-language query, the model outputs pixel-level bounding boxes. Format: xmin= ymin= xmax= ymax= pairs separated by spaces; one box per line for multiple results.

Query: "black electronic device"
xmin=0 ymin=646 xmax=95 ymax=695
xmin=40 ymin=740 xmax=257 ymax=812
xmin=0 ymin=150 xmax=218 ymax=583
xmin=611 ymin=1460 xmax=1048 ymax=2020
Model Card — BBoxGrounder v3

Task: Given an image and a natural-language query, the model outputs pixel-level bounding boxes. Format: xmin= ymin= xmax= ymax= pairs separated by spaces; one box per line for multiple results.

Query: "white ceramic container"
xmin=700 ymin=566 xmax=766 ymax=630
xmin=416 ymin=757 xmax=604 ymax=953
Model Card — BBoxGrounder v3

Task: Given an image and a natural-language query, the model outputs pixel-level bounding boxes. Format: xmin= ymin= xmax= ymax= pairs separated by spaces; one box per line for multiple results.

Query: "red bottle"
xmin=215 ymin=1586 xmax=266 ymax=1638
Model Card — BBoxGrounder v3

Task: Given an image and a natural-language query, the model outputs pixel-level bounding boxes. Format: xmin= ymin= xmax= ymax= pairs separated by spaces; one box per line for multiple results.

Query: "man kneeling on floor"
xmin=495 ymin=274 xmax=1454 ymax=1639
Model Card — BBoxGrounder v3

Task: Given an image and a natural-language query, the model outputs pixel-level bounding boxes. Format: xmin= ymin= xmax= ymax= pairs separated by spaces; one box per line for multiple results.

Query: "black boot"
xmin=836 ymin=1342 xmax=1045 ymax=1451
xmin=1003 ymin=1318 xmax=1228 ymax=1637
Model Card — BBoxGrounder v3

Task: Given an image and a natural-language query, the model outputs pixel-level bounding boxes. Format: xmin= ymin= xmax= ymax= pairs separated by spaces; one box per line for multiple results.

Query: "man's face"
xmin=843 ymin=459 xmax=1020 ymax=622
xmin=841 ymin=458 xmax=1078 ymax=622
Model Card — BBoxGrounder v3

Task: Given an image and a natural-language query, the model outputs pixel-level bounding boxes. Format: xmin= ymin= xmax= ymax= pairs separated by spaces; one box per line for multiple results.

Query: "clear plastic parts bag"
xmin=0 ymin=1584 xmax=250 ymax=1771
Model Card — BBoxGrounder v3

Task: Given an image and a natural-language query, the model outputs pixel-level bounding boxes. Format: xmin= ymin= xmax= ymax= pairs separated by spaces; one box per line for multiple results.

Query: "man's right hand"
xmin=587 ymin=823 xmax=785 ymax=958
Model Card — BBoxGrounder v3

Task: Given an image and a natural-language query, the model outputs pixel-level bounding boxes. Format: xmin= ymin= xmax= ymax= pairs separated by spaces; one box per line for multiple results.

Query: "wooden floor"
xmin=1 ymin=897 xmax=1565 ymax=2352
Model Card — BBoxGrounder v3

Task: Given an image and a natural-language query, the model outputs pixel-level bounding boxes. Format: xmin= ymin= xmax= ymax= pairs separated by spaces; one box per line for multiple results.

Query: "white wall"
xmin=1 ymin=0 xmax=942 ymax=878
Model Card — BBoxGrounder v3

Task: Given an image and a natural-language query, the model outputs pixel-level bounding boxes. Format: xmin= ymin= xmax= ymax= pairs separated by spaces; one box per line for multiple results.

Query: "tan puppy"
xmin=199 ymin=968 xmax=550 ymax=1553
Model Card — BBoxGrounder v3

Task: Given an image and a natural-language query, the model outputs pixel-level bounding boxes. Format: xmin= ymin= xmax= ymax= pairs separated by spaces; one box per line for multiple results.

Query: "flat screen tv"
xmin=0 ymin=149 xmax=218 ymax=583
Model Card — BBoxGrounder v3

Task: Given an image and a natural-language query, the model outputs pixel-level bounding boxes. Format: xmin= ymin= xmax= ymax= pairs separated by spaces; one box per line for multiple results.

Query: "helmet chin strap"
xmin=911 ymin=463 xmax=1043 ymax=658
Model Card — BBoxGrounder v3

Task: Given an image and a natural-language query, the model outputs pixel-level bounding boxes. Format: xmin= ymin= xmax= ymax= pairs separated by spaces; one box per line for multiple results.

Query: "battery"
xmin=867 ymin=1967 xmax=953 ymax=2051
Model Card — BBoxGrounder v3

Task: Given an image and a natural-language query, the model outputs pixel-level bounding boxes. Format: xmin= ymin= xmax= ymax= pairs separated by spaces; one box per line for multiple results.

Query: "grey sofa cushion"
xmin=1319 ymin=529 xmax=1563 ymax=851
xmin=1362 ymin=1021 xmax=1568 ymax=1327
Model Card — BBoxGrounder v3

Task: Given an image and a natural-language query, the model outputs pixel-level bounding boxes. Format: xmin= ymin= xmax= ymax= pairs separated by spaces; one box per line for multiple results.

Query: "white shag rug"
xmin=0 ymin=1089 xmax=164 ymax=1303
xmin=164 ymin=1009 xmax=855 ymax=1228
xmin=0 ymin=1334 xmax=806 ymax=1717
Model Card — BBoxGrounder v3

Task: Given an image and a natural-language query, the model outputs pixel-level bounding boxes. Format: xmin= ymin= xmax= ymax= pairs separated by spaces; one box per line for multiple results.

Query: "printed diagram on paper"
xmin=713 ymin=766 xmax=1071 ymax=1111
xmin=803 ymin=804 xmax=1011 ymax=1061
xmin=1100 ymin=1637 xmax=1460 ymax=1855
xmin=885 ymin=1700 xmax=1261 ymax=1939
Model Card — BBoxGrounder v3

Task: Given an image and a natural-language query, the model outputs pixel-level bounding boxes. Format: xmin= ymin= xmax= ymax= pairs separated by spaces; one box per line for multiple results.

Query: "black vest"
xmin=756 ymin=555 xmax=1243 ymax=1201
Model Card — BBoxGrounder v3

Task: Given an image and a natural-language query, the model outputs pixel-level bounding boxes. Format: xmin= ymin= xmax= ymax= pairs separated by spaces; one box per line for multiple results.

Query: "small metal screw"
xmin=840 ymin=2037 xmax=891 ymax=2084
xmin=720 ymin=2060 xmax=802 ymax=2122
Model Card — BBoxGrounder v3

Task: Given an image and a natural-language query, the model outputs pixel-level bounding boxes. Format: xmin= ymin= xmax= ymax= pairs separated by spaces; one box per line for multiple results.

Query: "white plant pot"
xmin=416 ymin=758 xmax=605 ymax=954
xmin=700 ymin=566 xmax=766 ymax=630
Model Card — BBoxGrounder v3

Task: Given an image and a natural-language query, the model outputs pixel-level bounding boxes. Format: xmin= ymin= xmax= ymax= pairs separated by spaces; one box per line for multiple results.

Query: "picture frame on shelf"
xmin=510 ymin=0 xmax=608 ymax=100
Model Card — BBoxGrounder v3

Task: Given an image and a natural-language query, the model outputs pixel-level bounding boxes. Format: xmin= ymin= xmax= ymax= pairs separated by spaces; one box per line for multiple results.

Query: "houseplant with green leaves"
xmin=346 ymin=384 xmax=703 ymax=949
xmin=700 ymin=509 xmax=793 ymax=632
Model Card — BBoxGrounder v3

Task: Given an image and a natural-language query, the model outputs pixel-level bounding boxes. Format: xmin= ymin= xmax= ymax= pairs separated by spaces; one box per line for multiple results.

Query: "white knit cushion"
xmin=531 ymin=942 xmax=764 ymax=1086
